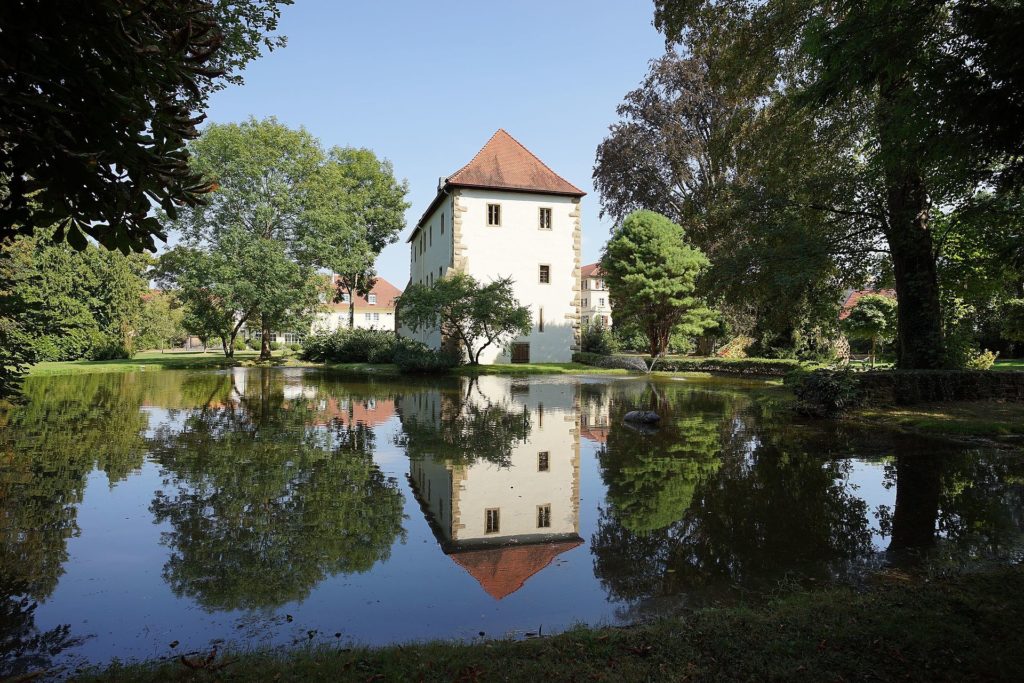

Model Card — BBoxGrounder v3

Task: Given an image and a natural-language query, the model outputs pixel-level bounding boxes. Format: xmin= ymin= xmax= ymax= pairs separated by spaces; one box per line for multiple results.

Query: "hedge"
xmin=790 ymin=368 xmax=1024 ymax=417
xmin=572 ymin=352 xmax=802 ymax=377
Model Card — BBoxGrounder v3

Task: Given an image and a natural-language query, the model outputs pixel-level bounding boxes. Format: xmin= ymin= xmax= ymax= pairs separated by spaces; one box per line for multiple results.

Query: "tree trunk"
xmin=878 ymin=86 xmax=945 ymax=369
xmin=260 ymin=321 xmax=272 ymax=361
xmin=870 ymin=336 xmax=876 ymax=369
xmin=888 ymin=453 xmax=941 ymax=557
xmin=348 ymin=274 xmax=358 ymax=330
xmin=222 ymin=334 xmax=233 ymax=358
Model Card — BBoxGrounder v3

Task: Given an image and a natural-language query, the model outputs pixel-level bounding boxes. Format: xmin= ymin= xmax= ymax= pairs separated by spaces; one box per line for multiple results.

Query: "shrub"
xmin=269 ymin=341 xmax=282 ymax=351
xmin=966 ymin=349 xmax=999 ymax=370
xmin=288 ymin=342 xmax=302 ymax=353
xmin=716 ymin=335 xmax=753 ymax=359
xmin=300 ymin=328 xmax=401 ymax=364
xmin=232 ymin=337 xmax=247 ymax=351
xmin=393 ymin=340 xmax=461 ymax=373
xmin=788 ymin=369 xmax=862 ymax=417
xmin=572 ymin=352 xmax=802 ymax=376
xmin=581 ymin=326 xmax=618 ymax=355
xmin=89 ymin=337 xmax=133 ymax=361
xmin=573 ymin=352 xmax=647 ymax=371
xmin=247 ymin=338 xmax=261 ymax=350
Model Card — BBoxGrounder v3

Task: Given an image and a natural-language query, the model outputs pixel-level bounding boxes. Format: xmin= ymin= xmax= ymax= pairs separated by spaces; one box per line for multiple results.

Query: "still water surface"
xmin=1 ymin=368 xmax=1022 ymax=675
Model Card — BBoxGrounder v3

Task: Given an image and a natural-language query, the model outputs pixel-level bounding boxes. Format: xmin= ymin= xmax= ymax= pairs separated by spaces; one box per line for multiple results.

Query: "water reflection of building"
xmin=401 ymin=376 xmax=582 ymax=599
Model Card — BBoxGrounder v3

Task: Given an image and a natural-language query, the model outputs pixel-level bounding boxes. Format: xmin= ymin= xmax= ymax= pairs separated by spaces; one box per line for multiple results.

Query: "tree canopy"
xmin=600 ymin=211 xmax=714 ymax=365
xmin=843 ymin=294 xmax=897 ymax=367
xmin=0 ymin=0 xmax=292 ymax=253
xmin=397 ymin=274 xmax=531 ymax=365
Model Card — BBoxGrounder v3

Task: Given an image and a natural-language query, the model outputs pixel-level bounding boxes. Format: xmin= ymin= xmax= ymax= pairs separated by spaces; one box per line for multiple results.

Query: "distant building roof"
xmin=449 ymin=539 xmax=583 ymax=600
xmin=327 ymin=276 xmax=402 ymax=311
xmin=839 ymin=289 xmax=896 ymax=320
xmin=411 ymin=129 xmax=585 ymax=237
xmin=581 ymin=263 xmax=603 ymax=279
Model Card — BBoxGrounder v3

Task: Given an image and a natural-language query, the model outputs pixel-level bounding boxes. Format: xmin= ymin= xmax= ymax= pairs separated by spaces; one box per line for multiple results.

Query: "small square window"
xmin=487 ymin=204 xmax=501 ymax=226
xmin=539 ymin=207 xmax=552 ymax=230
xmin=599 ymin=298 xmax=604 ymax=306
xmin=368 ymin=294 xmax=377 ymax=305
xmin=539 ymin=264 xmax=550 ymax=284
xmin=537 ymin=504 xmax=551 ymax=528
xmin=485 ymin=508 xmax=500 ymax=534
xmin=538 ymin=451 xmax=549 ymax=472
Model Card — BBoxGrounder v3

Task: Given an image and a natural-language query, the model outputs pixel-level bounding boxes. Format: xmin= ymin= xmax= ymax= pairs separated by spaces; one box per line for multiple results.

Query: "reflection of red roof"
xmin=840 ymin=289 xmax=896 ymax=320
xmin=447 ymin=129 xmax=586 ymax=197
xmin=450 ymin=540 xmax=583 ymax=600
xmin=581 ymin=263 xmax=603 ymax=278
xmin=310 ymin=398 xmax=395 ymax=428
xmin=580 ymin=426 xmax=609 ymax=444
xmin=327 ymin=277 xmax=402 ymax=311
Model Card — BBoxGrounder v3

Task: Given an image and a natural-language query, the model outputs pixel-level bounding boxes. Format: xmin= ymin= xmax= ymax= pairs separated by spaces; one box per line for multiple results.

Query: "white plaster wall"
xmin=457 ymin=189 xmax=579 ymax=363
xmin=312 ymin=309 xmax=397 ymax=332
xmin=399 ymin=193 xmax=453 ymax=349
xmin=581 ymin=278 xmax=612 ymax=328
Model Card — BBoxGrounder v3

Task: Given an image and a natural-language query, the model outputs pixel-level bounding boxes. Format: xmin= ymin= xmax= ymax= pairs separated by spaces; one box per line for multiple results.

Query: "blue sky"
xmin=204 ymin=0 xmax=666 ymax=286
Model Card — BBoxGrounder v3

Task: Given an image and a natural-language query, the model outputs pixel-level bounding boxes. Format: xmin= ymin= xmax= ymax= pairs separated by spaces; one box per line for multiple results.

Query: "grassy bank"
xmin=83 ymin=566 xmax=1024 ymax=682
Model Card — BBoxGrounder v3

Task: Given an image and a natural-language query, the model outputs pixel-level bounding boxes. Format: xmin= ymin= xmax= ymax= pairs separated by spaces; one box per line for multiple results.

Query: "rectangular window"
xmin=365 ymin=313 xmax=372 ymax=320
xmin=438 ymin=267 xmax=443 ymax=278
xmin=538 ymin=307 xmax=544 ymax=332
xmin=429 ymin=225 xmax=432 ymax=247
xmin=582 ymin=298 xmax=588 ymax=308
xmin=341 ymin=292 xmax=351 ymax=303
xmin=537 ymin=504 xmax=551 ymax=528
xmin=538 ymin=451 xmax=549 ymax=472
xmin=441 ymin=212 xmax=445 ymax=234
xmin=373 ymin=313 xmax=380 ymax=321
xmin=487 ymin=203 xmax=501 ymax=226
xmin=583 ymin=280 xmax=588 ymax=290
xmin=538 ymin=207 xmax=552 ymax=230
xmin=539 ymin=264 xmax=550 ymax=284
xmin=368 ymin=294 xmax=377 ymax=305
xmin=485 ymin=508 xmax=500 ymax=534
xmin=599 ymin=297 xmax=605 ymax=306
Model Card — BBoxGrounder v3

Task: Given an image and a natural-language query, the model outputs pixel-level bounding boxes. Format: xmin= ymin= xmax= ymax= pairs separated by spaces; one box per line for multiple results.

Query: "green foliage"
xmin=1003 ymin=300 xmax=1024 ymax=343
xmin=393 ymin=341 xmax=461 ymax=374
xmin=788 ymin=369 xmax=863 ymax=418
xmin=0 ymin=0 xmax=291 ymax=252
xmin=843 ymin=294 xmax=897 ymax=368
xmin=966 ymin=349 xmax=999 ymax=371
xmin=856 ymin=370 xmax=1024 ymax=406
xmin=301 ymin=329 xmax=403 ymax=364
xmin=601 ymin=211 xmax=714 ymax=364
xmin=233 ymin=337 xmax=248 ymax=351
xmin=288 ymin=342 xmax=302 ymax=353
xmin=581 ymin=325 xmax=619 ymax=355
xmin=136 ymin=292 xmax=186 ymax=351
xmin=397 ymin=274 xmax=531 ymax=365
xmin=268 ymin=341 xmax=282 ymax=351
xmin=572 ymin=352 xmax=801 ymax=376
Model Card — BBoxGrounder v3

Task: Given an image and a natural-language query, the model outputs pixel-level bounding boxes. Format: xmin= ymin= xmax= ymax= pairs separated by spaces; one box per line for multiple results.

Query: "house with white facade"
xmin=400 ymin=130 xmax=585 ymax=364
xmin=580 ymin=263 xmax=612 ymax=329
xmin=402 ymin=376 xmax=582 ymax=600
xmin=313 ymin=276 xmax=402 ymax=332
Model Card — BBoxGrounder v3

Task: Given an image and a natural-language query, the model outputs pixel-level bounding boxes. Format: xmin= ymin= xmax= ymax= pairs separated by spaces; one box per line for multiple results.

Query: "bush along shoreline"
xmin=789 ymin=368 xmax=1024 ymax=417
xmin=300 ymin=329 xmax=460 ymax=373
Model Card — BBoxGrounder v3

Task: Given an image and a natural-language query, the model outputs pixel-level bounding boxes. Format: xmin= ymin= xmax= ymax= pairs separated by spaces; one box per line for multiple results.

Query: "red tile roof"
xmin=327 ymin=276 xmax=402 ymax=311
xmin=446 ymin=129 xmax=585 ymax=197
xmin=581 ymin=263 xmax=603 ymax=278
xmin=839 ymin=289 xmax=896 ymax=320
xmin=450 ymin=539 xmax=583 ymax=600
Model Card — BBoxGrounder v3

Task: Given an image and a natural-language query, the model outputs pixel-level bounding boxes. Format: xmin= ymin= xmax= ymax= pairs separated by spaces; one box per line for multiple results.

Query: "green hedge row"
xmin=789 ymin=368 xmax=1024 ymax=417
xmin=572 ymin=352 xmax=802 ymax=376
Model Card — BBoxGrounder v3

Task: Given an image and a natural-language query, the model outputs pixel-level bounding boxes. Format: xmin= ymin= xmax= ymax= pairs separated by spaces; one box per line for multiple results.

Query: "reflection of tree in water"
xmin=148 ymin=370 xmax=405 ymax=611
xmin=0 ymin=373 xmax=150 ymax=673
xmin=592 ymin=383 xmax=873 ymax=603
xmin=395 ymin=377 xmax=531 ymax=468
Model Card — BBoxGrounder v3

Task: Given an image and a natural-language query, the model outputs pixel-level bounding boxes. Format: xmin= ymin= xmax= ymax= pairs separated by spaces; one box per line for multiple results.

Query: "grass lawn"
xmin=83 ymin=566 xmax=1024 ymax=682
xmin=993 ymin=358 xmax=1024 ymax=371
xmin=27 ymin=350 xmax=261 ymax=376
xmin=855 ymin=400 xmax=1024 ymax=440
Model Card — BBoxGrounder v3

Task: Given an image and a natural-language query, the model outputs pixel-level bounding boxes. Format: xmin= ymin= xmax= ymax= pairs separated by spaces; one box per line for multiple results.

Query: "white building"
xmin=580 ymin=263 xmax=612 ymax=329
xmin=400 ymin=130 xmax=585 ymax=364
xmin=402 ymin=376 xmax=582 ymax=599
xmin=312 ymin=276 xmax=402 ymax=332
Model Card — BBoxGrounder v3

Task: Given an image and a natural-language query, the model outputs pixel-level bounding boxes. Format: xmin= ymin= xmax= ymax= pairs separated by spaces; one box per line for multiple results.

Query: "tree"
xmin=0 ymin=0 xmax=292 ymax=253
xmin=136 ymin=291 xmax=186 ymax=352
xmin=600 ymin=211 xmax=714 ymax=368
xmin=652 ymin=1 xmax=1024 ymax=368
xmin=397 ymin=274 xmax=531 ymax=365
xmin=312 ymin=148 xmax=409 ymax=328
xmin=843 ymin=294 xmax=897 ymax=368
xmin=166 ymin=118 xmax=384 ymax=360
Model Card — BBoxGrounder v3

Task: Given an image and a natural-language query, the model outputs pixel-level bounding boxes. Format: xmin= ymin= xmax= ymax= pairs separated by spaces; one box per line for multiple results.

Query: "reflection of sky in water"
xmin=2 ymin=368 xmax=1019 ymax=673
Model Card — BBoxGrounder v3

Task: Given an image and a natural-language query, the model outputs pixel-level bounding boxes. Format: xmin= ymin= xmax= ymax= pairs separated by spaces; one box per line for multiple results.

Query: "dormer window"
xmin=368 ymin=294 xmax=377 ymax=305
xmin=487 ymin=203 xmax=501 ymax=226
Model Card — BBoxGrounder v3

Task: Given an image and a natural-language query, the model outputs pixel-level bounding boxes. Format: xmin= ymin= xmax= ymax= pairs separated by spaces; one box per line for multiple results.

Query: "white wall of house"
xmin=312 ymin=308 xmax=397 ymax=333
xmin=581 ymin=275 xmax=612 ymax=329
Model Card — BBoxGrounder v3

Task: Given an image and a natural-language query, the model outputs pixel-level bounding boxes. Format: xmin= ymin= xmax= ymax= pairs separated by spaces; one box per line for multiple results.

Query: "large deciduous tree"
xmin=651 ymin=0 xmax=1024 ymax=368
xmin=397 ymin=274 xmax=531 ymax=365
xmin=165 ymin=118 xmax=400 ymax=360
xmin=843 ymin=294 xmax=897 ymax=368
xmin=0 ymin=0 xmax=292 ymax=253
xmin=600 ymin=211 xmax=714 ymax=369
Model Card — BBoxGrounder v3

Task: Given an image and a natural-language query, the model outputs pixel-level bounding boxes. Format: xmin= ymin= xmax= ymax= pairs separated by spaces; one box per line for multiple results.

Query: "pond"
xmin=1 ymin=368 xmax=1023 ymax=676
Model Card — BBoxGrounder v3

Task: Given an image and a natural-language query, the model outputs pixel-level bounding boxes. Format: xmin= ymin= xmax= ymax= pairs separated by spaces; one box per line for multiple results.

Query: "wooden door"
xmin=510 ymin=343 xmax=530 ymax=364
